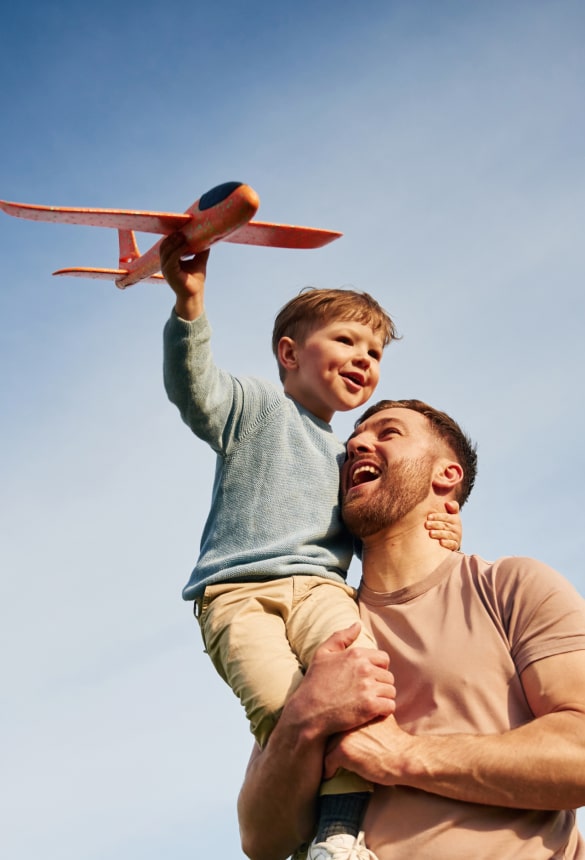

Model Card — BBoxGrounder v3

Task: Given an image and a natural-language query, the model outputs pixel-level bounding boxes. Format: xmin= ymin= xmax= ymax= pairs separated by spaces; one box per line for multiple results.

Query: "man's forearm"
xmin=238 ymin=706 xmax=324 ymax=860
xmin=400 ymin=710 xmax=585 ymax=809
xmin=327 ymin=710 xmax=585 ymax=811
xmin=326 ymin=649 xmax=585 ymax=811
xmin=238 ymin=625 xmax=397 ymax=860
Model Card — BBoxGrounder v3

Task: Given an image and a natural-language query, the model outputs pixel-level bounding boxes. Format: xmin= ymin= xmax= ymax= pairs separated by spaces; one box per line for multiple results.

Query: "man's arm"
xmin=237 ymin=623 xmax=396 ymax=860
xmin=325 ymin=648 xmax=585 ymax=810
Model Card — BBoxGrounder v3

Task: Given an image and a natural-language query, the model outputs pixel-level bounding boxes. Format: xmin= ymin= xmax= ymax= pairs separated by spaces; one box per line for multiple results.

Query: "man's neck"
xmin=360 ymin=512 xmax=454 ymax=593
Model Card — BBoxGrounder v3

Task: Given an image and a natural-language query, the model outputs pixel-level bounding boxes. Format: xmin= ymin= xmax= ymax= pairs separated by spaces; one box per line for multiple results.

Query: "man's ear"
xmin=277 ymin=336 xmax=298 ymax=373
xmin=432 ymin=460 xmax=463 ymax=493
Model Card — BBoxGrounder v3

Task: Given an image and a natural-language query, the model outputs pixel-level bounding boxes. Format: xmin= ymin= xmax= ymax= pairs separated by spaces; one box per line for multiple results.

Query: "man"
xmin=238 ymin=399 xmax=585 ymax=860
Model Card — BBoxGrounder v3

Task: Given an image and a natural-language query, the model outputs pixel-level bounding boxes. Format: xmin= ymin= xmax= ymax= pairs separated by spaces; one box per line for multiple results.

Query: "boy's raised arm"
xmin=159 ymin=232 xmax=209 ymax=321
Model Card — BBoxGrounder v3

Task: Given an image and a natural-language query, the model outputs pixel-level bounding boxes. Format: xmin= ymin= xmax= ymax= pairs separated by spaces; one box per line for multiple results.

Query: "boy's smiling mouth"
xmin=341 ymin=371 xmax=365 ymax=388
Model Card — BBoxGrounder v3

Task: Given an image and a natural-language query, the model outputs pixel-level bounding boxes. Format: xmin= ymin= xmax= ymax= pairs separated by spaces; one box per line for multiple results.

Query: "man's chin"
xmin=342 ymin=498 xmax=381 ymax=539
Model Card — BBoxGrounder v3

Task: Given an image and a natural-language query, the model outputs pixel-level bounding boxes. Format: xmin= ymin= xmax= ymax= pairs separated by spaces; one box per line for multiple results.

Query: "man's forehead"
xmin=351 ymin=407 xmax=428 ymax=437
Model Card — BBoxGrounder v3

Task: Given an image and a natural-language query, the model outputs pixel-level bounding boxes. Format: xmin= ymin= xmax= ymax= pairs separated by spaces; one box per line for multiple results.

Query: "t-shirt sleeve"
xmin=493 ymin=557 xmax=585 ymax=675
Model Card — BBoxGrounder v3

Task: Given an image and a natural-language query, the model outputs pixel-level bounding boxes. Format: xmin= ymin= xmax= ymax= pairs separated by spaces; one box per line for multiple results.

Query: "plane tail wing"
xmin=53 ymin=267 xmax=165 ymax=284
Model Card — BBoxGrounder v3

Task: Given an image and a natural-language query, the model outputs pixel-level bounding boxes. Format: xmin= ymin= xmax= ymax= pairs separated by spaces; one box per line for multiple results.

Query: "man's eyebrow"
xmin=349 ymin=415 xmax=407 ymax=439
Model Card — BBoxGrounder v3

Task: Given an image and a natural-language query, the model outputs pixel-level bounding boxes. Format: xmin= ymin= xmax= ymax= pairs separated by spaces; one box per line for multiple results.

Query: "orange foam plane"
xmin=0 ymin=181 xmax=342 ymax=289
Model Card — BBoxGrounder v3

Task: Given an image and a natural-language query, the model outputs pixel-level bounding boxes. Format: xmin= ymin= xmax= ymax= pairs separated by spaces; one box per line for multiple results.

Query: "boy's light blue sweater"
xmin=163 ymin=310 xmax=353 ymax=600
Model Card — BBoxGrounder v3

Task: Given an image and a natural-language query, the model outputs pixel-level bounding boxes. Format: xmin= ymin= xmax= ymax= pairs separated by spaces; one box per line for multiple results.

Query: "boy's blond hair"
xmin=272 ymin=287 xmax=398 ymax=381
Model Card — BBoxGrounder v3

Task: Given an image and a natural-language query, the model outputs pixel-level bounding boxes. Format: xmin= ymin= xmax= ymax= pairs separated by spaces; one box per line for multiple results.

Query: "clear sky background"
xmin=1 ymin=1 xmax=584 ymax=858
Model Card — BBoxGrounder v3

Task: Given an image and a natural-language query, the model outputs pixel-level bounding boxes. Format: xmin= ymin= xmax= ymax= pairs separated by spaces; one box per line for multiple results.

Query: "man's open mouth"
xmin=350 ymin=463 xmax=381 ymax=487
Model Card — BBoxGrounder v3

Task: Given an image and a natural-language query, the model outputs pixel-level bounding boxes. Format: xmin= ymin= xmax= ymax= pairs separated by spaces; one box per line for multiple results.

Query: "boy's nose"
xmin=352 ymin=350 xmax=370 ymax=368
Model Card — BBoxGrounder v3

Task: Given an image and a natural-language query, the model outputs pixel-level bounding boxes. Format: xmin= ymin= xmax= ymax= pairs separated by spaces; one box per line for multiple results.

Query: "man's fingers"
xmin=315 ymin=626 xmax=391 ymax=675
xmin=320 ymin=623 xmax=361 ymax=653
xmin=318 ymin=622 xmax=362 ymax=654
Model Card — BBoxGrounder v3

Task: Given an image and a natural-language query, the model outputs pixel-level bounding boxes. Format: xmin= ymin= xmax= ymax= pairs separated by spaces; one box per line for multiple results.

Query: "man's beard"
xmin=342 ymin=455 xmax=434 ymax=539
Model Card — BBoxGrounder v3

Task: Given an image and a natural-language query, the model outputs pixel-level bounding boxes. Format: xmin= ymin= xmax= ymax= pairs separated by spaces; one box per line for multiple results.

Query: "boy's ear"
xmin=277 ymin=336 xmax=299 ymax=373
xmin=432 ymin=459 xmax=463 ymax=493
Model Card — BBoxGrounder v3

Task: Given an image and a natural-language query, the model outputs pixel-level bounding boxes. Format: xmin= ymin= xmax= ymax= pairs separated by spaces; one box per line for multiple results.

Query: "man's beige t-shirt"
xmin=359 ymin=553 xmax=585 ymax=860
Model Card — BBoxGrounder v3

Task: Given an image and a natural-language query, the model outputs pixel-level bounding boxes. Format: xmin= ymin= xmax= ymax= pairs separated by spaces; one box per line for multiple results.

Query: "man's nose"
xmin=346 ymin=432 xmax=374 ymax=456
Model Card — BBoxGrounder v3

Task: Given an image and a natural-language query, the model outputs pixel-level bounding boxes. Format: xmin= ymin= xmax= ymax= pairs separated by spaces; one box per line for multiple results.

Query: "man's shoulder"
xmin=465 ymin=552 xmax=571 ymax=581
xmin=463 ymin=552 xmax=585 ymax=628
xmin=464 ymin=552 xmax=558 ymax=576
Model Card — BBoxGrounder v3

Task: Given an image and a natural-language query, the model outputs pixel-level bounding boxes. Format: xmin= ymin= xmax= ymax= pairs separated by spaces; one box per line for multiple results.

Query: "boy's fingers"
xmin=439 ymin=538 xmax=460 ymax=550
xmin=162 ymin=230 xmax=186 ymax=246
xmin=183 ymin=248 xmax=210 ymax=275
xmin=160 ymin=233 xmax=187 ymax=269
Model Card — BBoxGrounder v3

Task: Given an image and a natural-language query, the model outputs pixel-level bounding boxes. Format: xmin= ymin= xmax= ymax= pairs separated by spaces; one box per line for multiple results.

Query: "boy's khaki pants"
xmin=198 ymin=575 xmax=376 ymax=795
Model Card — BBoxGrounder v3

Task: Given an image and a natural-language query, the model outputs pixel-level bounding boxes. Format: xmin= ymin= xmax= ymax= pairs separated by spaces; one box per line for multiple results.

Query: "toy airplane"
xmin=0 ymin=181 xmax=342 ymax=289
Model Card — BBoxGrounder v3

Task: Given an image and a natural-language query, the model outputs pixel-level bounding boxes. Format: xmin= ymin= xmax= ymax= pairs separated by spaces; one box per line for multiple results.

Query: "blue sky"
xmin=1 ymin=1 xmax=584 ymax=857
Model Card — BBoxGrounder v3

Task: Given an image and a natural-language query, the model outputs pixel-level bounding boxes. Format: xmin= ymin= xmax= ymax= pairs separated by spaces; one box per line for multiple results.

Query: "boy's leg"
xmin=199 ymin=579 xmax=305 ymax=747
xmin=201 ymin=577 xmax=380 ymax=858
xmin=287 ymin=578 xmax=379 ymax=857
xmin=286 ymin=576 xmax=376 ymax=665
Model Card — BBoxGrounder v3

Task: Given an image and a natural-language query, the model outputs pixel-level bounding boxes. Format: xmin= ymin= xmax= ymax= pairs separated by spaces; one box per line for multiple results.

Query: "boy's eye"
xmin=336 ymin=336 xmax=352 ymax=345
xmin=368 ymin=349 xmax=382 ymax=361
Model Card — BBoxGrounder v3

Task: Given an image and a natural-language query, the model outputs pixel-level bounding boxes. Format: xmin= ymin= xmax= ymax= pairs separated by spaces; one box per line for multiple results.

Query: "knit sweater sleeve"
xmin=163 ymin=309 xmax=278 ymax=454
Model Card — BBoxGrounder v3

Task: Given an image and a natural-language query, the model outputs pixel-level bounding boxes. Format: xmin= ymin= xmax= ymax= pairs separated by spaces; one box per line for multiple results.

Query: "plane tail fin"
xmin=118 ymin=229 xmax=141 ymax=265
xmin=53 ymin=230 xmax=164 ymax=288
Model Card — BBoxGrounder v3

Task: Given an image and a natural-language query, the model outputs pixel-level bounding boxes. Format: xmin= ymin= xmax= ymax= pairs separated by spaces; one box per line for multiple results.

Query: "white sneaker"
xmin=307 ymin=831 xmax=378 ymax=860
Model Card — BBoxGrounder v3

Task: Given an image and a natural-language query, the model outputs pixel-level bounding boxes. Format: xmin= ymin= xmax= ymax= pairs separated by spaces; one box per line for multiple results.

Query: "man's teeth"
xmin=352 ymin=465 xmax=381 ymax=486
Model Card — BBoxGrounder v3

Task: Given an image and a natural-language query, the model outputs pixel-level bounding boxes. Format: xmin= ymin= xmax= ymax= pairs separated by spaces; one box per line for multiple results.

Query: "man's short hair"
xmin=272 ymin=288 xmax=398 ymax=381
xmin=355 ymin=399 xmax=478 ymax=507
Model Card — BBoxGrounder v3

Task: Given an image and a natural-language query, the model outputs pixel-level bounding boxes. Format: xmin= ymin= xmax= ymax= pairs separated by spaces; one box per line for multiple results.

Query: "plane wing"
xmin=225 ymin=221 xmax=342 ymax=249
xmin=0 ymin=200 xmax=342 ymax=247
xmin=0 ymin=200 xmax=190 ymax=235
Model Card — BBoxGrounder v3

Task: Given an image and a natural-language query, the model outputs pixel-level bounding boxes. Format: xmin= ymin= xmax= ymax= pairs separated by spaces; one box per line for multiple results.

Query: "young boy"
xmin=160 ymin=234 xmax=460 ymax=860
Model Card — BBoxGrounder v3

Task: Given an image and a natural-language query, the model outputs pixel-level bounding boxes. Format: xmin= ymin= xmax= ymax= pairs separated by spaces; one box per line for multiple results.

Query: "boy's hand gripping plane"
xmin=0 ymin=181 xmax=342 ymax=289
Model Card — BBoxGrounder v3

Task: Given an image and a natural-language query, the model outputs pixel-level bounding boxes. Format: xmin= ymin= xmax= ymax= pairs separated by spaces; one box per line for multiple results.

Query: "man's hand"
xmin=159 ymin=232 xmax=209 ymax=320
xmin=324 ymin=713 xmax=412 ymax=784
xmin=296 ymin=622 xmax=396 ymax=740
